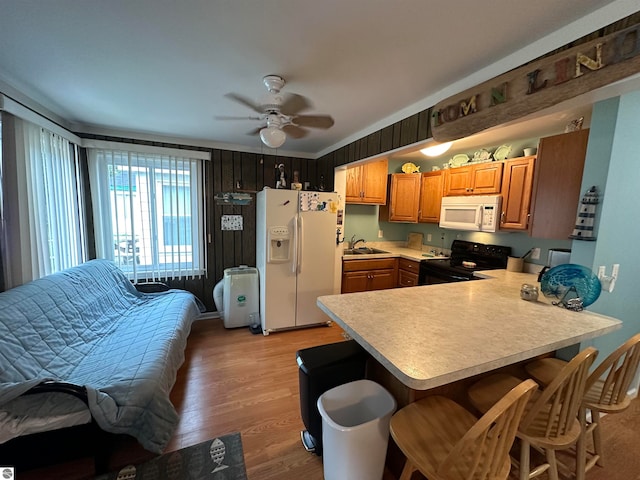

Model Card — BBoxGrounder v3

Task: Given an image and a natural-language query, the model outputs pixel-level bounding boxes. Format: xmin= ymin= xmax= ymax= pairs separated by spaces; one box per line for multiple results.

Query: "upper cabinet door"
xmin=470 ymin=162 xmax=503 ymax=195
xmin=443 ymin=165 xmax=473 ymax=195
xmin=345 ymin=165 xmax=365 ymax=202
xmin=418 ymin=171 xmax=444 ymax=223
xmin=500 ymin=156 xmax=535 ymax=230
xmin=385 ymin=173 xmax=421 ymax=223
xmin=361 ymin=158 xmax=388 ymax=204
xmin=345 ymin=158 xmax=388 ymax=204
xmin=443 ymin=163 xmax=502 ymax=196
xmin=529 ymin=129 xmax=589 ymax=239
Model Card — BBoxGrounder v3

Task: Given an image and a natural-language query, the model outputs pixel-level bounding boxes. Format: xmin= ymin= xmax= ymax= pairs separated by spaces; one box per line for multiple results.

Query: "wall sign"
xmin=431 ymin=23 xmax=640 ymax=142
xmin=221 ymin=215 xmax=243 ymax=231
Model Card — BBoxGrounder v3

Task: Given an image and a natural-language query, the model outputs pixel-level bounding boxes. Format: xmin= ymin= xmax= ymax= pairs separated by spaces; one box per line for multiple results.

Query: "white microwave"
xmin=439 ymin=195 xmax=502 ymax=232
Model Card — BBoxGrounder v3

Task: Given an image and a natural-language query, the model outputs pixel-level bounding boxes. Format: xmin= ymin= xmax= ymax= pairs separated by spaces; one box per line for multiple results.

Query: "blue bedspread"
xmin=0 ymin=260 xmax=204 ymax=453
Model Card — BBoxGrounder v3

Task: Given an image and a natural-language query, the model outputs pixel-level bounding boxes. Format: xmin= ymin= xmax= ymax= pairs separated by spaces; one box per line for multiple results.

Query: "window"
xmin=0 ymin=112 xmax=87 ymax=288
xmin=88 ymin=148 xmax=205 ymax=282
xmin=15 ymin=120 xmax=86 ymax=280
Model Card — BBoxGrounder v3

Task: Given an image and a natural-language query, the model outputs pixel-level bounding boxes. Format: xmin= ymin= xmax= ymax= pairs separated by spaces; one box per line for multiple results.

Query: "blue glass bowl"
xmin=540 ymin=263 xmax=601 ymax=307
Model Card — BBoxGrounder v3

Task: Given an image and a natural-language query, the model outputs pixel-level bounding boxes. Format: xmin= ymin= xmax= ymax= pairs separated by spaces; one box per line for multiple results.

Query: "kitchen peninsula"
xmin=317 ymin=270 xmax=621 ymax=396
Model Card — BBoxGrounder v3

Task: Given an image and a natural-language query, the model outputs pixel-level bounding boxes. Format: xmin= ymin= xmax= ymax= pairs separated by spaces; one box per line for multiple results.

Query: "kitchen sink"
xmin=343 ymin=247 xmax=390 ymax=255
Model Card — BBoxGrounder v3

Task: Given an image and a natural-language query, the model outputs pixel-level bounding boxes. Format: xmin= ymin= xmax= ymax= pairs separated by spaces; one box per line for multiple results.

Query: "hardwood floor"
xmin=17 ymin=318 xmax=347 ymax=480
xmin=168 ymin=318 xmax=347 ymax=480
xmin=13 ymin=318 xmax=639 ymax=480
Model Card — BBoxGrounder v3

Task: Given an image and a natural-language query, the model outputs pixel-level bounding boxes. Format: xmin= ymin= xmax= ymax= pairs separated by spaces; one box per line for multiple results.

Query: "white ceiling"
xmin=0 ymin=1 xmax=638 ymax=158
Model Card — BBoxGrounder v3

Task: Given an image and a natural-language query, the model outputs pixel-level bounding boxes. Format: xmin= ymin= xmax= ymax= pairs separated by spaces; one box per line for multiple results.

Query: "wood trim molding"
xmin=431 ymin=23 xmax=640 ymax=142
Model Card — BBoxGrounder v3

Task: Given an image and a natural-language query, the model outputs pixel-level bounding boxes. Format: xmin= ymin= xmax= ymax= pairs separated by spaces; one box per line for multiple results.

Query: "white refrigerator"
xmin=256 ymin=188 xmax=339 ymax=335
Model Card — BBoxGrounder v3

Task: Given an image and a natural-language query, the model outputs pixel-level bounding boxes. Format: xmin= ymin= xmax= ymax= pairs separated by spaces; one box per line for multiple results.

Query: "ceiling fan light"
xmin=421 ymin=141 xmax=453 ymax=157
xmin=260 ymin=126 xmax=286 ymax=148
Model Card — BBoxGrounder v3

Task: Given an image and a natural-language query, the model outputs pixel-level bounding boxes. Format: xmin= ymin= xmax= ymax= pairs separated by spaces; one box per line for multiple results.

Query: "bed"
xmin=0 ymin=259 xmax=205 ymax=458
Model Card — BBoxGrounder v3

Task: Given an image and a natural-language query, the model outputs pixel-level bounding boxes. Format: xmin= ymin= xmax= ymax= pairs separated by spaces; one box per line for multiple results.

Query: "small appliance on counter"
xmin=537 ymin=248 xmax=571 ymax=282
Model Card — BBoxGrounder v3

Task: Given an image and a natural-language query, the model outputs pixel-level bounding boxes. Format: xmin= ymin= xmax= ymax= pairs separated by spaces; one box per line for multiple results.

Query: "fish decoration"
xmin=210 ymin=437 xmax=229 ymax=473
xmin=114 ymin=465 xmax=137 ymax=480
xmin=401 ymin=162 xmax=420 ymax=173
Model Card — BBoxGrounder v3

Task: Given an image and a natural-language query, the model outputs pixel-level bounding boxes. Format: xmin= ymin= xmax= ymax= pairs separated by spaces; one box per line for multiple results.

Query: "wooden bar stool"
xmin=467 ymin=347 xmax=597 ymax=480
xmin=525 ymin=333 xmax=640 ymax=473
xmin=390 ymin=379 xmax=538 ymax=480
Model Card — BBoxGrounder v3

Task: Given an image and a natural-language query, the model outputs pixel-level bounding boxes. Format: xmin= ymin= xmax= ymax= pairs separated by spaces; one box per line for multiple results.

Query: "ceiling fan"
xmin=219 ymin=75 xmax=334 ymax=148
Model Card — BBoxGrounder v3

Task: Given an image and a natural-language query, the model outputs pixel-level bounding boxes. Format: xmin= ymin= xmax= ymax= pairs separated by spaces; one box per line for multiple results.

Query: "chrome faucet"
xmin=348 ymin=235 xmax=366 ymax=250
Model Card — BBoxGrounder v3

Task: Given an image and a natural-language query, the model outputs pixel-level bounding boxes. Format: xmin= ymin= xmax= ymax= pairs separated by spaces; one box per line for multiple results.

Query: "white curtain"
xmin=88 ymin=148 xmax=205 ymax=282
xmin=3 ymin=116 xmax=86 ymax=286
xmin=26 ymin=123 xmax=85 ymax=275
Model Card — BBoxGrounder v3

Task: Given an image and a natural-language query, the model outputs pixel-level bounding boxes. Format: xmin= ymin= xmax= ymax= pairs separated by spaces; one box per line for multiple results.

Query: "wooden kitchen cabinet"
xmin=379 ymin=173 xmax=421 ymax=223
xmin=418 ymin=171 xmax=444 ymax=223
xmin=443 ymin=162 xmax=503 ymax=196
xmin=500 ymin=156 xmax=535 ymax=230
xmin=397 ymin=258 xmax=420 ymax=287
xmin=528 ymin=129 xmax=589 ymax=239
xmin=341 ymin=258 xmax=398 ymax=293
xmin=345 ymin=158 xmax=388 ymax=204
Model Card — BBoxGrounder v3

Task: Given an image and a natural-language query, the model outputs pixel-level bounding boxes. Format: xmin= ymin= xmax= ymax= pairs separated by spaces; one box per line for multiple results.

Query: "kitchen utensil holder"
xmin=507 ymin=256 xmax=524 ymax=272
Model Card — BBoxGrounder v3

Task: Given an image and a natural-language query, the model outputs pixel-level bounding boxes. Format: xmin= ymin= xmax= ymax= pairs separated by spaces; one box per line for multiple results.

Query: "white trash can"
xmin=317 ymin=379 xmax=396 ymax=480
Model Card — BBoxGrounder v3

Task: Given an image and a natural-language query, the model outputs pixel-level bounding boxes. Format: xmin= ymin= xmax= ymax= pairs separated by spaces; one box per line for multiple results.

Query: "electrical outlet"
xmin=378 ymin=229 xmax=384 ymax=238
xmin=427 ymin=234 xmax=432 ymax=242
xmin=531 ymin=247 xmax=540 ymax=260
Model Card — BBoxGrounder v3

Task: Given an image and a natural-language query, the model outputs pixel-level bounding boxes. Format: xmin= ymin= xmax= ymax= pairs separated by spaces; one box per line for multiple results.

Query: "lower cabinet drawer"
xmin=398 ymin=269 xmax=419 ymax=287
xmin=398 ymin=258 xmax=420 ymax=272
xmin=342 ymin=258 xmax=397 ymax=272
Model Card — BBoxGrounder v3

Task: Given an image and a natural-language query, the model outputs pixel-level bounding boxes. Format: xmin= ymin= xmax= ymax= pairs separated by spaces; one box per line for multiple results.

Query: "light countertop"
xmin=317 ymin=269 xmax=621 ymax=390
xmin=342 ymin=243 xmax=448 ymax=262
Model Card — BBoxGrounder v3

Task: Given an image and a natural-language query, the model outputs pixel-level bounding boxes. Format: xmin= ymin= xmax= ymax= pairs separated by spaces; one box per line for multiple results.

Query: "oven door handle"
xmin=419 ymin=265 xmax=474 ymax=284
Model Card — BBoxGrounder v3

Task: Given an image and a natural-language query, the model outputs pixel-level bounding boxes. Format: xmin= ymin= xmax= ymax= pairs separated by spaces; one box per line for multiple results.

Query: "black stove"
xmin=418 ymin=240 xmax=511 ymax=285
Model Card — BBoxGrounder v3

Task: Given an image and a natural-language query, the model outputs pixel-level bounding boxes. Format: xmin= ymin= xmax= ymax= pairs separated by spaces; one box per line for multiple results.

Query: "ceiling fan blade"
xmin=293 ymin=114 xmax=334 ymax=129
xmin=225 ymin=93 xmax=263 ymax=114
xmin=280 ymin=93 xmax=312 ymax=115
xmin=215 ymin=115 xmax=262 ymax=121
xmin=282 ymin=124 xmax=309 ymax=139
